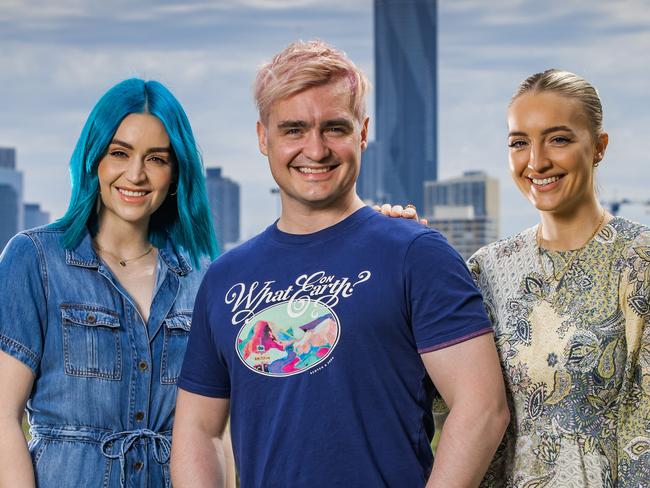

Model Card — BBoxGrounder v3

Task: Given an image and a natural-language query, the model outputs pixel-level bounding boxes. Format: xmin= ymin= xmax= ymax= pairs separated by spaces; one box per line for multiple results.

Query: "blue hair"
xmin=55 ymin=78 xmax=219 ymax=266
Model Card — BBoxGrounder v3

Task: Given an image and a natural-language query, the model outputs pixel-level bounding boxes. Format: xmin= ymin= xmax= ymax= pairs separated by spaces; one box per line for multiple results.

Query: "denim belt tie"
xmin=101 ymin=429 xmax=172 ymax=488
xmin=31 ymin=425 xmax=171 ymax=488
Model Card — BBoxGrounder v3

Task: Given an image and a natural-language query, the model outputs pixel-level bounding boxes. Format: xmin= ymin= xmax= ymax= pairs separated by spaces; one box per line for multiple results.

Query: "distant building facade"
xmin=205 ymin=167 xmax=240 ymax=251
xmin=374 ymin=0 xmax=438 ymax=209
xmin=358 ymin=141 xmax=384 ymax=204
xmin=0 ymin=148 xmax=23 ymax=250
xmin=24 ymin=203 xmax=50 ymax=230
xmin=424 ymin=171 xmax=500 ymax=259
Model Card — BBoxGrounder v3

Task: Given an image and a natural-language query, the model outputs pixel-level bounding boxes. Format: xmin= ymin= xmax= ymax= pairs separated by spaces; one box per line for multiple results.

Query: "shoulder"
xmin=610 ymin=217 xmax=650 ymax=244
xmin=202 ymin=229 xmax=268 ymax=279
xmin=362 ymin=212 xmax=447 ymax=251
xmin=470 ymin=226 xmax=536 ymax=265
xmin=2 ymin=225 xmax=62 ymax=261
xmin=468 ymin=226 xmax=536 ymax=283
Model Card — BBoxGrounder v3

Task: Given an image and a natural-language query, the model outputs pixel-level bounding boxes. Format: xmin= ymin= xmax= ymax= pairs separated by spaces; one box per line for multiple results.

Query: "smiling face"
xmin=507 ymin=91 xmax=608 ymax=216
xmin=97 ymin=113 xmax=174 ymax=230
xmin=256 ymin=78 xmax=368 ymax=216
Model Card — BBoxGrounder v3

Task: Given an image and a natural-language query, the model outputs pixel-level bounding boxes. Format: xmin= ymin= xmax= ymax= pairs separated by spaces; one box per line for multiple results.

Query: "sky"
xmin=1 ymin=0 xmax=649 ymax=240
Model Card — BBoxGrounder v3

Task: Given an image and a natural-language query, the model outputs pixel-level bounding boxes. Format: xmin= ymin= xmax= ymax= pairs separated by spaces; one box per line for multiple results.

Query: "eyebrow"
xmin=277 ymin=120 xmax=309 ymax=130
xmin=276 ymin=119 xmax=354 ymax=130
xmin=508 ymin=125 xmax=575 ymax=138
xmin=321 ymin=118 xmax=354 ymax=130
xmin=110 ymin=138 xmax=171 ymax=153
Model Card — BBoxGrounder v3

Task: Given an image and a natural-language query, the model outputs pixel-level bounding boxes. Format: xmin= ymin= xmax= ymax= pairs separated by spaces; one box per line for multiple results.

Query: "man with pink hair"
xmin=171 ymin=40 xmax=509 ymax=487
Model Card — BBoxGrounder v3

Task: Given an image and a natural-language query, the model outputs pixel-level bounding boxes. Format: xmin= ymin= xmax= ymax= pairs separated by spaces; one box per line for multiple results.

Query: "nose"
xmin=527 ymin=141 xmax=552 ymax=172
xmin=124 ymin=156 xmax=147 ymax=183
xmin=302 ymin=130 xmax=331 ymax=162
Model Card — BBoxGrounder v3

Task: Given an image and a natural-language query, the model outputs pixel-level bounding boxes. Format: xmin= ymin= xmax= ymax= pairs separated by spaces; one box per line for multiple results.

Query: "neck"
xmin=538 ymin=199 xmax=608 ymax=251
xmin=95 ymin=210 xmax=152 ymax=255
xmin=277 ymin=194 xmax=365 ymax=234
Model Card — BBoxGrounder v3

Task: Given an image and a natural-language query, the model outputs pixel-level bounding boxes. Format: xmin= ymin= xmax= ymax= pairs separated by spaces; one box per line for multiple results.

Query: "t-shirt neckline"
xmin=267 ymin=206 xmax=375 ymax=246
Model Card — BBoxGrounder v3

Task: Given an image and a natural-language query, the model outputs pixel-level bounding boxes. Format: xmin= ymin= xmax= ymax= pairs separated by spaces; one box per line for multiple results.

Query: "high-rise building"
xmin=24 ymin=203 xmax=50 ymax=230
xmin=0 ymin=147 xmax=16 ymax=169
xmin=0 ymin=147 xmax=23 ymax=250
xmin=357 ymin=141 xmax=384 ymax=204
xmin=205 ymin=167 xmax=240 ymax=251
xmin=424 ymin=171 xmax=500 ymax=259
xmin=374 ymin=0 xmax=438 ymax=209
xmin=424 ymin=171 xmax=499 ymax=221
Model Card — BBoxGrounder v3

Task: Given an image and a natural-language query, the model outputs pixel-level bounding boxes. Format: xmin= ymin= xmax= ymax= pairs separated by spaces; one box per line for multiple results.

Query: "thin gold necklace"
xmin=94 ymin=243 xmax=154 ymax=267
xmin=536 ymin=209 xmax=606 ymax=283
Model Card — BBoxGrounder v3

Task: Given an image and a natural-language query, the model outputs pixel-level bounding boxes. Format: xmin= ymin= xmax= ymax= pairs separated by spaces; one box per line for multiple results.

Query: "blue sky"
xmin=1 ymin=0 xmax=649 ymax=239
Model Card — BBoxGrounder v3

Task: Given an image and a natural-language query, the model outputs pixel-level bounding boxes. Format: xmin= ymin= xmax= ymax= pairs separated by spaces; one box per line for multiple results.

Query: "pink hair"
xmin=254 ymin=39 xmax=370 ymax=125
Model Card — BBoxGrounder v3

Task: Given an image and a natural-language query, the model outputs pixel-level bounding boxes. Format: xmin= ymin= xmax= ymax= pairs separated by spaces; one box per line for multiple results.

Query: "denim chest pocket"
xmin=61 ymin=304 xmax=122 ymax=380
xmin=161 ymin=311 xmax=191 ymax=385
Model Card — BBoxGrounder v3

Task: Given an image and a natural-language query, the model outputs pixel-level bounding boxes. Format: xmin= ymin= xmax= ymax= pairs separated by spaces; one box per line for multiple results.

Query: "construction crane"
xmin=601 ymin=198 xmax=650 ymax=216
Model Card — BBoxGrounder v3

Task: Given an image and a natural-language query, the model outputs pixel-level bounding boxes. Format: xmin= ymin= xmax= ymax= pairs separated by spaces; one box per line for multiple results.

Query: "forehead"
xmin=508 ymin=91 xmax=589 ymax=131
xmin=114 ymin=113 xmax=170 ymax=143
xmin=267 ymin=79 xmax=355 ymax=123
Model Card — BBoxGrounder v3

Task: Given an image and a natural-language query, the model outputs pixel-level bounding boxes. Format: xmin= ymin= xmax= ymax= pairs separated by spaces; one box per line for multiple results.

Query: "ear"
xmin=360 ymin=116 xmax=369 ymax=151
xmin=256 ymin=120 xmax=268 ymax=156
xmin=594 ymin=132 xmax=609 ymax=163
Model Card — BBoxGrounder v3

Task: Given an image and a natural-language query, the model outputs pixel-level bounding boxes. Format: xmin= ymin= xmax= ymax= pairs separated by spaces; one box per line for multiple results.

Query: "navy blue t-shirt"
xmin=178 ymin=206 xmax=492 ymax=487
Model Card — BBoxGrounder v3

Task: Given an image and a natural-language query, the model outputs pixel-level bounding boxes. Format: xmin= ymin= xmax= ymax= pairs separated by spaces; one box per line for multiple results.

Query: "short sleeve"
xmin=177 ymin=267 xmax=231 ymax=398
xmin=0 ymin=233 xmax=47 ymax=374
xmin=405 ymin=231 xmax=492 ymax=353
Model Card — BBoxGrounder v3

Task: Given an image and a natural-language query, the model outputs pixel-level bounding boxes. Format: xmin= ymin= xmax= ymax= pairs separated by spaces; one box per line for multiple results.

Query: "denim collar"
xmin=65 ymin=231 xmax=192 ymax=276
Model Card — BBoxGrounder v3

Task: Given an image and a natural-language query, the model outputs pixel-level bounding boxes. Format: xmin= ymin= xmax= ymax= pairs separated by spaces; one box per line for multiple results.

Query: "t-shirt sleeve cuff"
xmin=176 ymin=377 xmax=231 ymax=398
xmin=0 ymin=334 xmax=39 ymax=375
xmin=416 ymin=325 xmax=494 ymax=354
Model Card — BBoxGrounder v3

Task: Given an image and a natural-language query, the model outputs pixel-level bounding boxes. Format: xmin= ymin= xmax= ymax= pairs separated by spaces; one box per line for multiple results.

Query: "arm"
xmin=423 ymin=333 xmax=509 ymax=488
xmin=170 ymin=388 xmax=230 ymax=487
xmin=0 ymin=350 xmax=36 ymax=487
xmin=616 ymin=233 xmax=650 ymax=484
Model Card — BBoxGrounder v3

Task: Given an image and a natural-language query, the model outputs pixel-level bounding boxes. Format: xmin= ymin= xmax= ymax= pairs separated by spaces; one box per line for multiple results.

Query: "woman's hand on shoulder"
xmin=373 ymin=203 xmax=428 ymax=226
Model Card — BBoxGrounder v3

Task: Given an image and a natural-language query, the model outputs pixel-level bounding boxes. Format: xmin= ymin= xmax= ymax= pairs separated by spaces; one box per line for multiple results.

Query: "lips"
xmin=118 ymin=188 xmax=148 ymax=197
xmin=528 ymin=175 xmax=563 ymax=186
xmin=297 ymin=167 xmax=331 ymax=174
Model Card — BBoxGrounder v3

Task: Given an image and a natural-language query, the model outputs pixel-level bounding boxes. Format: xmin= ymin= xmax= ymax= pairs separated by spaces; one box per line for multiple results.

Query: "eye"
xmin=147 ymin=155 xmax=169 ymax=165
xmin=109 ymin=149 xmax=128 ymax=158
xmin=284 ymin=128 xmax=302 ymax=136
xmin=550 ymin=135 xmax=571 ymax=144
xmin=508 ymin=140 xmax=527 ymax=149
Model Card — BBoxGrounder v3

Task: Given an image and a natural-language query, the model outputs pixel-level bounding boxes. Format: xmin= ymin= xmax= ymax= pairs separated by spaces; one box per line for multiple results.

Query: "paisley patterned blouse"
xmin=468 ymin=217 xmax=650 ymax=487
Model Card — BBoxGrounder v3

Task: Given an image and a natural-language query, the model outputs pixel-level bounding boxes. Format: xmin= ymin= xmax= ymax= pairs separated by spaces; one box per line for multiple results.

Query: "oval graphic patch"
xmin=235 ymin=299 xmax=340 ymax=377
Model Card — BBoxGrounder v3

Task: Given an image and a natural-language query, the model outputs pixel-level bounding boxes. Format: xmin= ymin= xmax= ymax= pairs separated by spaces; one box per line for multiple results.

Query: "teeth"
xmin=119 ymin=189 xmax=147 ymax=197
xmin=530 ymin=176 xmax=560 ymax=186
xmin=298 ymin=167 xmax=330 ymax=174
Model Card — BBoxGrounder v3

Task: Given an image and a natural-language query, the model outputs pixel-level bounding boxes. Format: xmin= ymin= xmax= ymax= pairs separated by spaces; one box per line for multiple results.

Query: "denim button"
xmin=135 ymin=411 xmax=144 ymax=421
xmin=138 ymin=360 xmax=148 ymax=371
xmin=86 ymin=313 xmax=96 ymax=324
xmin=134 ymin=461 xmax=144 ymax=471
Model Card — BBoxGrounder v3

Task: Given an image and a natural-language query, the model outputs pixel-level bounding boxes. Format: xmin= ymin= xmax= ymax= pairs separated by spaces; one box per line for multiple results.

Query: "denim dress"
xmin=0 ymin=226 xmax=206 ymax=487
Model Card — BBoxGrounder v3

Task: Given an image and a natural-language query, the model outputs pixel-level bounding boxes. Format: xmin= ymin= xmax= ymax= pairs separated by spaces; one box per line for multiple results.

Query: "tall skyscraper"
xmin=205 ymin=167 xmax=240 ymax=251
xmin=423 ymin=171 xmax=500 ymax=259
xmin=374 ymin=0 xmax=437 ymax=209
xmin=0 ymin=148 xmax=23 ymax=250
xmin=24 ymin=203 xmax=50 ymax=230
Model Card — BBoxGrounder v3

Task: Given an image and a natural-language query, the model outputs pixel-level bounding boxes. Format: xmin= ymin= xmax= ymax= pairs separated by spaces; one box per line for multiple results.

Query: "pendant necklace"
xmin=94 ymin=243 xmax=154 ymax=267
xmin=536 ymin=209 xmax=606 ymax=284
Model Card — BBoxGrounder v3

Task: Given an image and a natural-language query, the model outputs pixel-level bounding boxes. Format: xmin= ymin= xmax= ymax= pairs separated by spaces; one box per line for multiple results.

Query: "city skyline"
xmin=1 ymin=0 xmax=649 ymax=241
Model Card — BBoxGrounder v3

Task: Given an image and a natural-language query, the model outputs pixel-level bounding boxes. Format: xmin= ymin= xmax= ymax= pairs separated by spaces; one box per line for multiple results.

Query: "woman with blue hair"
xmin=0 ymin=79 xmax=219 ymax=486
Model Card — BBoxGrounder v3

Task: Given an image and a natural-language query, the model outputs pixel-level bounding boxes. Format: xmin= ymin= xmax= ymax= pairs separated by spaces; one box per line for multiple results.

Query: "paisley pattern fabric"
xmin=468 ymin=217 xmax=650 ymax=487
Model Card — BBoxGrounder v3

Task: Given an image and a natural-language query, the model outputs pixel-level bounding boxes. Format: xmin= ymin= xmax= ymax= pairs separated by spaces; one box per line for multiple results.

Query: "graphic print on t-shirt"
xmin=236 ymin=299 xmax=339 ymax=377
xmin=228 ymin=270 xmax=372 ymax=377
